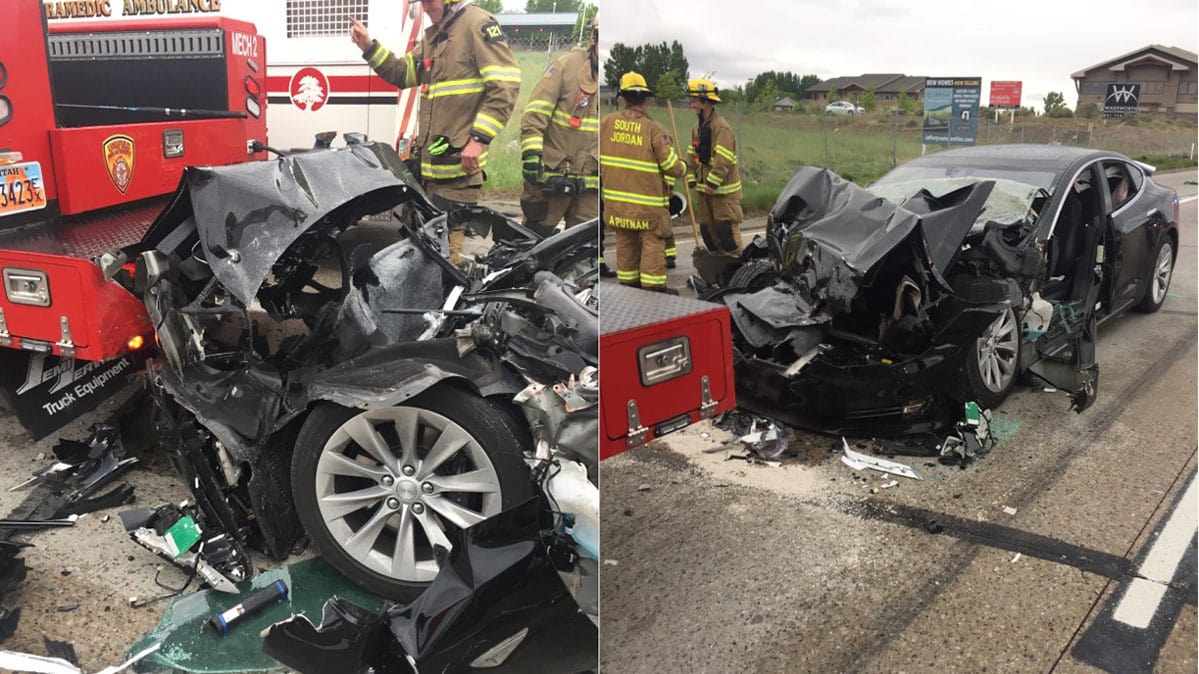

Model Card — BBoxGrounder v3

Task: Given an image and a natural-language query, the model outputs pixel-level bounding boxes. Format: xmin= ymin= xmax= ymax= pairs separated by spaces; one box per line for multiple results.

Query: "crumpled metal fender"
xmin=306 ymin=338 xmax=525 ymax=410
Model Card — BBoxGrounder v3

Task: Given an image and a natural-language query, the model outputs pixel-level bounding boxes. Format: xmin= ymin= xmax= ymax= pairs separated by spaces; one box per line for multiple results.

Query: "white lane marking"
xmin=1114 ymin=578 xmax=1169 ymax=628
xmin=1112 ymin=473 xmax=1197 ymax=629
xmin=1179 ymin=195 xmax=1198 ymax=204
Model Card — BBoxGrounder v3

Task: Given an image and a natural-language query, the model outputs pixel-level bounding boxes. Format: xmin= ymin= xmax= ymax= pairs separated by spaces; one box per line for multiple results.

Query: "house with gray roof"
xmin=1072 ymin=45 xmax=1197 ymax=120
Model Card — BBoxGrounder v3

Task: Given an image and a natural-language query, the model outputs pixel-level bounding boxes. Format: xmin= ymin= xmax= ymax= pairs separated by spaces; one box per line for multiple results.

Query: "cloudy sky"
xmin=598 ymin=0 xmax=1198 ymax=111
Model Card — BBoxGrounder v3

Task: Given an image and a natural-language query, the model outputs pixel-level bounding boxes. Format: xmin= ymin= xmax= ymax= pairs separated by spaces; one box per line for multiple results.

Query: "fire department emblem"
xmin=102 ymin=134 xmax=135 ymax=194
xmin=290 ymin=67 xmax=330 ymax=112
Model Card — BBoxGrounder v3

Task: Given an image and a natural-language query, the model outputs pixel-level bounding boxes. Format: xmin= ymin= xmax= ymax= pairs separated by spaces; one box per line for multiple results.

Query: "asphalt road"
xmin=600 ymin=170 xmax=1199 ymax=673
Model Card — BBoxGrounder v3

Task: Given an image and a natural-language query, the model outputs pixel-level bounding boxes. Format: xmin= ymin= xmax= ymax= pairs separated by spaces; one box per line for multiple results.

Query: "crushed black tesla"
xmin=713 ymin=145 xmax=1179 ymax=435
xmin=121 ymin=141 xmax=599 ymax=661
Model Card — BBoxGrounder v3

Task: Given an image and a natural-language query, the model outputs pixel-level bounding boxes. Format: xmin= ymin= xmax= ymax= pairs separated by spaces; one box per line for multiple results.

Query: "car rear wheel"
xmin=962 ymin=307 xmax=1021 ymax=408
xmin=1135 ymin=237 xmax=1174 ymax=313
xmin=291 ymin=385 xmax=533 ymax=600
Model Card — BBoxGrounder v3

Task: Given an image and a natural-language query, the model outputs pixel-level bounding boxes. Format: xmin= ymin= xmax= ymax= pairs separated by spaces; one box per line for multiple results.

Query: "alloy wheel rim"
xmin=976 ymin=309 xmax=1019 ymax=393
xmin=1152 ymin=242 xmax=1173 ymax=305
xmin=314 ymin=407 xmax=502 ymax=582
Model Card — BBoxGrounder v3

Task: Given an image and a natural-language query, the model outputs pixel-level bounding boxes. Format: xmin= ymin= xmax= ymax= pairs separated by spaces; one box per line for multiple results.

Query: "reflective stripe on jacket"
xmin=599 ymin=108 xmax=686 ymax=229
xmin=364 ymin=5 xmax=519 ymax=182
xmin=520 ymin=49 xmax=598 ymax=184
xmin=687 ymin=110 xmax=742 ymax=197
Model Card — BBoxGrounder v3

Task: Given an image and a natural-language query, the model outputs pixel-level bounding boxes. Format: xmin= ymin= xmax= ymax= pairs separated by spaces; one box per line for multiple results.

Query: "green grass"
xmin=481 ymin=50 xmax=564 ymax=198
xmin=634 ymin=107 xmax=1199 ymax=213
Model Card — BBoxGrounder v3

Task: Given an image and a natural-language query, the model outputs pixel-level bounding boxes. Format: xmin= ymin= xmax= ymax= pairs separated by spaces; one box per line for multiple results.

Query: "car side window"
xmin=1102 ymin=160 xmax=1139 ymax=212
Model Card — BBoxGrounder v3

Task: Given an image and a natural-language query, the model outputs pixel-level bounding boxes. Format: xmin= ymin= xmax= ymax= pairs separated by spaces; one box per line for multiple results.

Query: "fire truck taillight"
xmin=0 ymin=62 xmax=7 ymax=88
xmin=2 ymin=268 xmax=51 ymax=307
xmin=0 ymin=96 xmax=11 ymax=127
xmin=0 ymin=151 xmax=21 ymax=165
xmin=127 ymin=335 xmax=146 ymax=351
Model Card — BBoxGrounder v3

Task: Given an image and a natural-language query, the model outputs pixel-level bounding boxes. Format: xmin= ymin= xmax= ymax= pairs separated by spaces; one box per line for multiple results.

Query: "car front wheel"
xmin=291 ymin=385 xmax=533 ymax=600
xmin=962 ymin=306 xmax=1022 ymax=408
xmin=1135 ymin=237 xmax=1174 ymax=313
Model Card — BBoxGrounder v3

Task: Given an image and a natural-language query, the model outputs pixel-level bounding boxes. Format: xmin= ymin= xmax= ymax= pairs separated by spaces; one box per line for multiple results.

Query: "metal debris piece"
xmin=55 ymin=604 xmax=79 ymax=613
xmin=880 ymin=480 xmax=899 ymax=489
xmin=0 ymin=641 xmax=155 ymax=674
xmin=637 ymin=483 xmax=653 ymax=492
xmin=1011 ymin=553 xmax=1022 ymax=563
xmin=700 ymin=432 xmax=712 ymax=440
xmin=120 ymin=505 xmax=244 ymax=594
xmin=1002 ymin=506 xmax=1018 ymax=516
xmin=840 ymin=439 xmax=922 ymax=480
xmin=10 ymin=424 xmax=137 ymax=520
xmin=602 ymin=559 xmax=618 ymax=566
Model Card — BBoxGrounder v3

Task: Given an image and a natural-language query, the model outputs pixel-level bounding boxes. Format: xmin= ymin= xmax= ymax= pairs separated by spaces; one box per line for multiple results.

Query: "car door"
xmin=1101 ymin=159 xmax=1152 ymax=312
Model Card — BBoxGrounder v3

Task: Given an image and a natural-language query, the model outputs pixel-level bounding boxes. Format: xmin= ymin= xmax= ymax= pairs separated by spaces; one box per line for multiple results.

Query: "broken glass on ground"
xmin=262 ymin=499 xmax=597 ymax=674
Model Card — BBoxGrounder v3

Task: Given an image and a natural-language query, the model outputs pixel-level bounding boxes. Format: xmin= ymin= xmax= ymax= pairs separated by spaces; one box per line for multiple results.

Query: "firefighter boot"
xmin=665 ymin=234 xmax=677 ymax=268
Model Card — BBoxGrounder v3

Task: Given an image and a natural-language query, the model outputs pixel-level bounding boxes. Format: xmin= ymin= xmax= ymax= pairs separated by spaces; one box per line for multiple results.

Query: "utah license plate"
xmin=0 ymin=161 xmax=48 ymax=217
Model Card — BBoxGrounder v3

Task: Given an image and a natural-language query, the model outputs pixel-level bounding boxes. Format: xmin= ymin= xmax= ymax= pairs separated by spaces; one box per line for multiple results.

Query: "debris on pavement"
xmin=8 ymin=424 xmax=137 ymax=521
xmin=120 ymin=503 xmax=247 ymax=595
xmin=207 ymin=580 xmax=289 ymax=634
xmin=0 ymin=541 xmax=26 ymax=641
xmin=262 ymin=499 xmax=597 ymax=674
xmin=1002 ymin=506 xmax=1018 ymax=516
xmin=938 ymin=402 xmax=997 ymax=463
xmin=714 ymin=409 xmax=801 ymax=461
xmin=638 ymin=483 xmax=653 ymax=492
xmin=839 ymin=439 xmax=922 ymax=480
xmin=128 ymin=558 xmax=383 ymax=674
xmin=0 ymin=641 xmax=159 ymax=674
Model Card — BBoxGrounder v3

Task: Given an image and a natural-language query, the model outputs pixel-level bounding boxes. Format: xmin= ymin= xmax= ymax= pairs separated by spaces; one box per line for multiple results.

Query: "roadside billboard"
xmin=989 ymin=81 xmax=1022 ymax=108
xmin=1104 ymin=83 xmax=1141 ymax=118
xmin=924 ymin=78 xmax=981 ymax=145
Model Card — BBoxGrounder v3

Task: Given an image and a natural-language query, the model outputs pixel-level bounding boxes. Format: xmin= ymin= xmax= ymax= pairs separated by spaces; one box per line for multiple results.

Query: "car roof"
xmin=901 ymin=144 xmax=1131 ymax=172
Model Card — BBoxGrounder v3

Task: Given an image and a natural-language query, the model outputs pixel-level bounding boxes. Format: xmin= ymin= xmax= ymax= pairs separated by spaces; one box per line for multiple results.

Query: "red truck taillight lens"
xmin=0 ymin=96 xmax=10 ymax=127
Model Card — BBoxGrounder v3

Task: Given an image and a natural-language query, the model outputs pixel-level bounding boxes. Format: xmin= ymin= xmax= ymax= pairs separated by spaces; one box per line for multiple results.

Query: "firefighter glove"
xmin=522 ymin=152 xmax=543 ymax=183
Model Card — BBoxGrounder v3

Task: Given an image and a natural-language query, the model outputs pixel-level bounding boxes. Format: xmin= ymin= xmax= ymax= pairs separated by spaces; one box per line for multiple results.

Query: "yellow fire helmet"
xmin=687 ymin=78 xmax=721 ymax=103
xmin=619 ymin=71 xmax=653 ymax=96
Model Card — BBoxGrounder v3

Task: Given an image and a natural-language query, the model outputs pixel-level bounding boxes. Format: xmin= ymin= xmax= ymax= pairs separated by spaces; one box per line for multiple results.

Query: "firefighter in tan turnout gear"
xmin=350 ymin=0 xmax=520 ymax=265
xmin=686 ymin=78 xmax=743 ymax=255
xmin=519 ymin=17 xmax=599 ymax=236
xmin=599 ymin=72 xmax=687 ymax=293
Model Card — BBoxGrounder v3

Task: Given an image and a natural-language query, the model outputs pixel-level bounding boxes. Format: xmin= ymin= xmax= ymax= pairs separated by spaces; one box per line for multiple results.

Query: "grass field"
xmin=641 ymin=106 xmax=1198 ymax=212
xmin=481 ymin=49 xmax=563 ymax=198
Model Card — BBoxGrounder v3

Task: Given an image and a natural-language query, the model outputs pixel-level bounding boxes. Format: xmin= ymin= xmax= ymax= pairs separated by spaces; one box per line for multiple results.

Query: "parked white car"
xmin=825 ymin=101 xmax=864 ymax=115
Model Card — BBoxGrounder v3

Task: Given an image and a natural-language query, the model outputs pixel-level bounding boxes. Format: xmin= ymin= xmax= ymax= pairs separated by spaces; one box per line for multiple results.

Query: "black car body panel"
xmin=724 ymin=145 xmax=1178 ymax=435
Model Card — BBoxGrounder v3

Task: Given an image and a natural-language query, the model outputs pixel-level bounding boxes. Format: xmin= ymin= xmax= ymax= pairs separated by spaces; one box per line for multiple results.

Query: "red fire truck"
xmin=0 ymin=0 xmax=267 ymax=437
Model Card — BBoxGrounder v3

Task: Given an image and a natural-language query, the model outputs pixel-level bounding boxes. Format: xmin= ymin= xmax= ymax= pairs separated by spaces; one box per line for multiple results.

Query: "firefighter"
xmin=519 ymin=17 xmax=598 ymax=237
xmin=685 ymin=77 xmax=743 ymax=256
xmin=350 ymin=1 xmax=520 ymax=266
xmin=599 ymin=72 xmax=686 ymax=293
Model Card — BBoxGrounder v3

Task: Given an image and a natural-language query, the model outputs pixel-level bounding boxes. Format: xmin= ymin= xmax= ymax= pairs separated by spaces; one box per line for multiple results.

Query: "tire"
xmin=1134 ymin=236 xmax=1174 ymax=313
xmin=291 ymin=384 xmax=534 ymax=600
xmin=727 ymin=259 xmax=779 ymax=292
xmin=961 ymin=306 xmax=1022 ymax=408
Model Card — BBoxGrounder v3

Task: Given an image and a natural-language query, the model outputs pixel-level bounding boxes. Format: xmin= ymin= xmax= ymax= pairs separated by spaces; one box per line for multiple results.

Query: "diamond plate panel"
xmin=0 ymin=198 xmax=167 ymax=260
xmin=600 ymin=283 xmax=723 ymax=335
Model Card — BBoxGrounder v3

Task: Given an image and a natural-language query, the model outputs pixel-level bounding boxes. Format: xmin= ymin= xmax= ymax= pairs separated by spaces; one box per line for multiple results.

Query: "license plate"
xmin=0 ymin=161 xmax=48 ymax=217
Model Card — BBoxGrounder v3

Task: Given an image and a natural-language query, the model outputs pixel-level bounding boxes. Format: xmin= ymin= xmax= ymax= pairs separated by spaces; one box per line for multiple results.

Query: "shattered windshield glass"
xmin=873 ymin=165 xmax=1059 ymax=189
xmin=869 ymin=177 xmax=1046 ymax=232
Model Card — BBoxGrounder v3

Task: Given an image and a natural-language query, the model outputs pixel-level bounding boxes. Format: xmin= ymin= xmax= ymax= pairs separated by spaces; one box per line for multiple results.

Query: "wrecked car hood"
xmin=144 ymin=143 xmax=430 ymax=305
xmin=767 ymin=167 xmax=995 ymax=312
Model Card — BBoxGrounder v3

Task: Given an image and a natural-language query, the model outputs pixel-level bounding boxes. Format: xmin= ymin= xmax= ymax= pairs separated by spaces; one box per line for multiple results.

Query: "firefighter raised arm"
xmin=349 ymin=2 xmax=520 ymax=265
